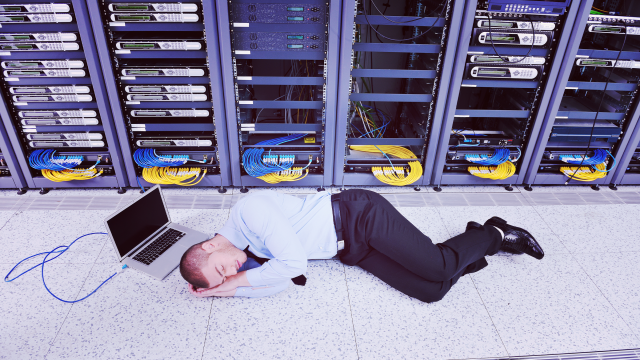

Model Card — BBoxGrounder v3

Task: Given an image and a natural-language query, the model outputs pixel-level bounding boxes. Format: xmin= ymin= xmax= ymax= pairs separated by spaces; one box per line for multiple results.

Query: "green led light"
xmin=287 ymin=35 xmax=304 ymax=40
xmin=118 ymin=15 xmax=151 ymax=20
xmin=287 ymin=16 xmax=304 ymax=21
xmin=10 ymin=71 xmax=41 ymax=75
xmin=7 ymin=62 xmax=39 ymax=67
xmin=479 ymin=70 xmax=507 ymax=75
xmin=594 ymin=26 xmax=622 ymax=32
xmin=0 ymin=6 xmax=23 ymax=12
xmin=114 ymin=5 xmax=149 ymax=10
xmin=287 ymin=44 xmax=303 ymax=49
xmin=583 ymin=60 xmax=609 ymax=65
xmin=0 ymin=35 xmax=31 ymax=40
xmin=0 ymin=16 xmax=26 ymax=21
xmin=488 ymin=36 xmax=515 ymax=41
xmin=287 ymin=7 xmax=304 ymax=11
xmin=122 ymin=43 xmax=155 ymax=48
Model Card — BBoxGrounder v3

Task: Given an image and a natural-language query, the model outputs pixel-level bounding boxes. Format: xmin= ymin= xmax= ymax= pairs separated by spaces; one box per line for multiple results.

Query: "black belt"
xmin=331 ymin=194 xmax=345 ymax=255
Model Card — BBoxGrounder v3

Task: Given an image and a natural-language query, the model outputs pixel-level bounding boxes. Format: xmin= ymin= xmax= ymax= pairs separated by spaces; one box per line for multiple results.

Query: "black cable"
xmin=565 ymin=23 xmax=628 ymax=184
xmin=371 ymin=0 xmax=429 ymax=24
xmin=362 ymin=0 xmax=446 ymax=42
xmin=487 ymin=14 xmax=536 ymax=64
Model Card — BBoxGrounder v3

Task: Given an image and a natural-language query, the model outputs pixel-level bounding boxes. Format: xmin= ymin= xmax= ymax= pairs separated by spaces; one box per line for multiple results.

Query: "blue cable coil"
xmin=4 ymin=232 xmax=126 ymax=303
xmin=242 ymin=134 xmax=310 ymax=178
xmin=464 ymin=148 xmax=514 ymax=165
xmin=28 ymin=149 xmax=86 ymax=171
xmin=557 ymin=149 xmax=616 ymax=173
xmin=133 ymin=148 xmax=190 ymax=168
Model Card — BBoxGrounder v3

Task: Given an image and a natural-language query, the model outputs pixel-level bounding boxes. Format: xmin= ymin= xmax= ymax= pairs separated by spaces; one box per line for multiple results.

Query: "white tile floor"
xmin=0 ymin=186 xmax=639 ymax=360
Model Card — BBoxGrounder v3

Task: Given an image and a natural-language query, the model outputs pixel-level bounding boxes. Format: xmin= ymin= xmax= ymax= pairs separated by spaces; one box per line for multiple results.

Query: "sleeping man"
xmin=180 ymin=189 xmax=543 ymax=301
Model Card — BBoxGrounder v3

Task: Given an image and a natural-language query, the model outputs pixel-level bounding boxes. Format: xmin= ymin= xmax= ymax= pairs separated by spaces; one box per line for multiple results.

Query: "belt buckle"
xmin=337 ymin=240 xmax=345 ymax=251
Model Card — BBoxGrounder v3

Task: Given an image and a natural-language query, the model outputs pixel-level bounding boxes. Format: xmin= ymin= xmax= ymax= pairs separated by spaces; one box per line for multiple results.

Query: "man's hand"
xmin=188 ymin=283 xmax=236 ymax=298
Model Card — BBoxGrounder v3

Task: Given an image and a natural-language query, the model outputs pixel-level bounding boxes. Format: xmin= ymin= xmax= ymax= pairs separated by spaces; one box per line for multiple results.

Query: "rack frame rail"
xmin=522 ymin=0 xmax=640 ymax=189
xmin=87 ymin=0 xmax=233 ymax=191
xmin=215 ymin=0 xmax=342 ymax=190
xmin=427 ymin=0 xmax=581 ymax=189
xmin=0 ymin=0 xmax=129 ymax=193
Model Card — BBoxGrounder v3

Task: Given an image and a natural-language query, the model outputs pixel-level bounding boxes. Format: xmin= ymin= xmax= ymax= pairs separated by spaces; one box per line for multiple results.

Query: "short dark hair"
xmin=180 ymin=241 xmax=211 ymax=289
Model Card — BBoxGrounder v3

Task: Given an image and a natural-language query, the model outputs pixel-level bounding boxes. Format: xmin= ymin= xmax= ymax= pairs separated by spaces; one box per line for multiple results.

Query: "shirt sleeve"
xmin=240 ymin=195 xmax=308 ymax=286
xmin=234 ymin=280 xmax=291 ymax=298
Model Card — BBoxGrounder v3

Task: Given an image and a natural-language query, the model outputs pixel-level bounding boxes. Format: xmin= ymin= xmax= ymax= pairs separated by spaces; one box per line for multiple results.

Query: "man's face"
xmin=200 ymin=249 xmax=245 ymax=288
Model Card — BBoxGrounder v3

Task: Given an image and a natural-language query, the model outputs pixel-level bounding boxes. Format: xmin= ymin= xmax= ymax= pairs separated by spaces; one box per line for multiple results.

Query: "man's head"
xmin=179 ymin=235 xmax=247 ymax=289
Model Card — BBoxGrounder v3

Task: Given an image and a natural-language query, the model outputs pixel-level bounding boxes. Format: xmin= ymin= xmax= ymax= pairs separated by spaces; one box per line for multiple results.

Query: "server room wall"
xmin=2 ymin=0 xmax=640 ymax=190
xmin=0 ymin=0 xmax=130 ymax=193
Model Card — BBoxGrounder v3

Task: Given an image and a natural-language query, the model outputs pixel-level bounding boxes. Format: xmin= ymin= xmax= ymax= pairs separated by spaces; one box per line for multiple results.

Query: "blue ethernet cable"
xmin=4 ymin=232 xmax=127 ymax=303
xmin=593 ymin=150 xmax=616 ymax=173
xmin=242 ymin=134 xmax=307 ymax=177
xmin=464 ymin=148 xmax=511 ymax=165
xmin=558 ymin=149 xmax=608 ymax=166
xmin=28 ymin=149 xmax=84 ymax=171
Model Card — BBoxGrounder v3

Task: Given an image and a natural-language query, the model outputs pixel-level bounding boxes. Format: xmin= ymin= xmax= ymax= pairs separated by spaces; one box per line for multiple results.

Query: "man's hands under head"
xmin=187 ymin=270 xmax=251 ymax=298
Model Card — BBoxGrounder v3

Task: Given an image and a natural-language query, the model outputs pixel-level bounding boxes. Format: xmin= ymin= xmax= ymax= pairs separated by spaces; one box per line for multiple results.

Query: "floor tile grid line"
xmin=527 ymin=205 xmax=640 ymax=345
xmin=43 ymin=253 xmax=102 ymax=359
xmin=567 ymin=251 xmax=640 ymax=343
xmin=340 ymin=262 xmax=361 ymax=360
xmin=433 ymin=206 xmax=512 ymax=359
xmin=199 ymin=299 xmax=215 ymax=360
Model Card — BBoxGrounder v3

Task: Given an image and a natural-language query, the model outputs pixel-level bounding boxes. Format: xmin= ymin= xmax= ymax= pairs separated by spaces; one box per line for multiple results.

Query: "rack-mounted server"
xmin=0 ymin=0 xmax=128 ymax=193
xmin=88 ymin=0 xmax=232 ymax=190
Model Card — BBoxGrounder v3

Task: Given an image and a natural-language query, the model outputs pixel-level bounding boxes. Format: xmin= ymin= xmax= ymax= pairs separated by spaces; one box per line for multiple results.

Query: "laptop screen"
xmin=107 ymin=187 xmax=170 ymax=258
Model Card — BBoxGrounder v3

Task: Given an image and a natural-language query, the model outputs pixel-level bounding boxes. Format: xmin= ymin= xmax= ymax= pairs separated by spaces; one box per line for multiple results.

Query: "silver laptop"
xmin=104 ymin=185 xmax=209 ymax=280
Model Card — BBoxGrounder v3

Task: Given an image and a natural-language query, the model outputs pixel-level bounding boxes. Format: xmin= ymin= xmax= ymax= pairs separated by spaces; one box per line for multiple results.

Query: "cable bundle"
xmin=349 ymin=145 xmax=422 ymax=186
xmin=142 ymin=167 xmax=206 ymax=186
xmin=242 ymin=134 xmax=311 ymax=183
xmin=464 ymin=148 xmax=512 ymax=165
xmin=29 ymin=149 xmax=102 ymax=181
xmin=29 ymin=149 xmax=84 ymax=171
xmin=561 ymin=163 xmax=607 ymax=182
xmin=133 ymin=148 xmax=189 ymax=168
xmin=468 ymin=161 xmax=516 ymax=180
xmin=558 ymin=149 xmax=608 ymax=165
xmin=42 ymin=168 xmax=103 ymax=182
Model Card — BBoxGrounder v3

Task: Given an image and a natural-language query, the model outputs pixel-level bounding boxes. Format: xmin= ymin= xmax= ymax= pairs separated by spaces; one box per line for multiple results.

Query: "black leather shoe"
xmin=466 ymin=221 xmax=482 ymax=232
xmin=485 ymin=216 xmax=544 ymax=260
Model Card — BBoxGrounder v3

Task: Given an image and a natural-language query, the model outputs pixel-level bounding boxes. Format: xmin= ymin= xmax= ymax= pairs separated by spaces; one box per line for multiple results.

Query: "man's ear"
xmin=201 ymin=238 xmax=218 ymax=253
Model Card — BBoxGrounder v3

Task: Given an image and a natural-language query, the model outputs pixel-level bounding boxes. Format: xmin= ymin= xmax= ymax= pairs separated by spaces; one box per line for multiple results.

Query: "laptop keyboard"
xmin=133 ymin=228 xmax=186 ymax=265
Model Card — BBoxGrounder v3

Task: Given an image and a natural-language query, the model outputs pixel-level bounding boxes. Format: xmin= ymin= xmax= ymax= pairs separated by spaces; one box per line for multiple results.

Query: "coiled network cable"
xmin=4 ymin=232 xmax=127 ymax=303
xmin=242 ymin=134 xmax=312 ymax=183
xmin=133 ymin=149 xmax=207 ymax=187
xmin=349 ymin=145 xmax=422 ymax=186
xmin=28 ymin=149 xmax=103 ymax=181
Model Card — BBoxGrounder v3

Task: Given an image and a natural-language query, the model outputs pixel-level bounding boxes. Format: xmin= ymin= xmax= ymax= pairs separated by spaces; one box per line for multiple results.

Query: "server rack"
xmin=0 ymin=115 xmax=26 ymax=190
xmin=87 ymin=0 xmax=232 ymax=192
xmin=523 ymin=0 xmax=640 ymax=188
xmin=216 ymin=0 xmax=341 ymax=190
xmin=332 ymin=0 xmax=462 ymax=188
xmin=429 ymin=0 xmax=578 ymax=189
xmin=0 ymin=0 xmax=129 ymax=193
xmin=610 ymin=106 xmax=640 ymax=186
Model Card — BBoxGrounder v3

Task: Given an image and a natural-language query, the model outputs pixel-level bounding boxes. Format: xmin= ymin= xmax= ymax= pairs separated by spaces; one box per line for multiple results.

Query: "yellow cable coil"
xmin=142 ymin=167 xmax=207 ymax=186
xmin=349 ymin=145 xmax=422 ymax=186
xmin=258 ymin=167 xmax=309 ymax=184
xmin=41 ymin=168 xmax=103 ymax=182
xmin=468 ymin=161 xmax=516 ymax=180
xmin=560 ymin=163 xmax=607 ymax=182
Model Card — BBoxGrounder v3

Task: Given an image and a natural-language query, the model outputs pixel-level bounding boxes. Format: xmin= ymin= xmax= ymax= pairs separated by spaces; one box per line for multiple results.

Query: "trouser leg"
xmin=339 ymin=190 xmax=501 ymax=282
xmin=356 ymin=249 xmax=468 ymax=303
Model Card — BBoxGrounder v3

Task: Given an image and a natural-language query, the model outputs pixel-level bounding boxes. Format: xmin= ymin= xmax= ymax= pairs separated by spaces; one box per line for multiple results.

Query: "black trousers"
xmin=335 ymin=189 xmax=502 ymax=303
